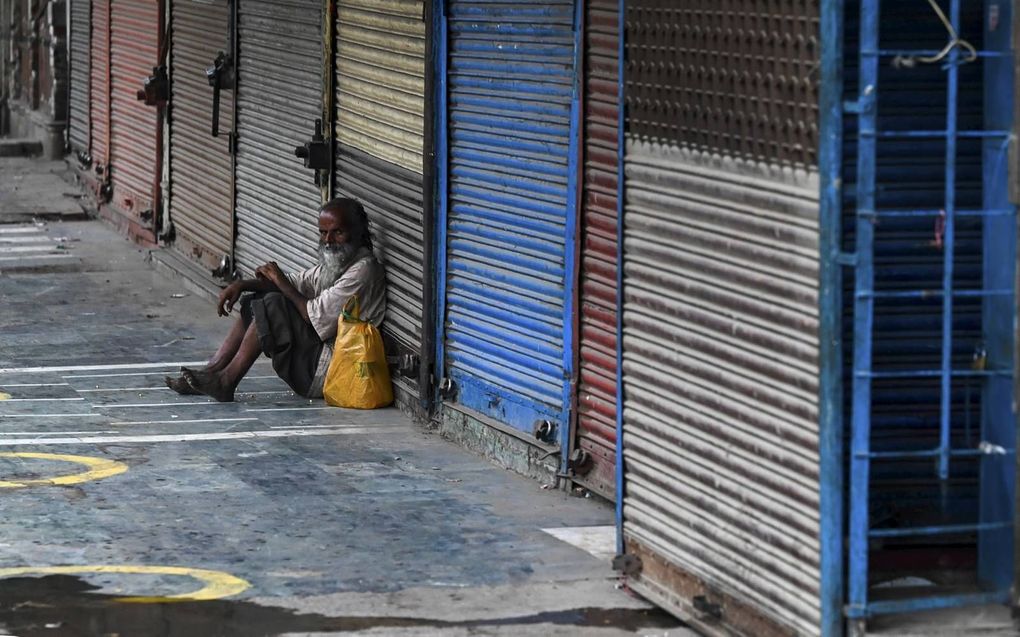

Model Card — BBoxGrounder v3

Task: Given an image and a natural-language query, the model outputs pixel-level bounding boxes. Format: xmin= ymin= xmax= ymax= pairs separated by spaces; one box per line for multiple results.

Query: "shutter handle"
xmin=205 ymin=52 xmax=234 ymax=138
xmin=294 ymin=119 xmax=331 ymax=182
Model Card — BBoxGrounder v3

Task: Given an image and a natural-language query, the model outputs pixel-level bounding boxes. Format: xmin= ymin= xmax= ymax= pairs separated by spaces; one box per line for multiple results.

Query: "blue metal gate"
xmin=435 ymin=0 xmax=581 ymax=437
xmin=846 ymin=0 xmax=1016 ymax=625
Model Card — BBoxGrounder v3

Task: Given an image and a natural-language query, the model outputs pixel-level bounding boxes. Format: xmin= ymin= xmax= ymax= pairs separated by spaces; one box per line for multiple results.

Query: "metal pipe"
xmin=938 ymin=0 xmax=962 ymax=481
xmin=847 ymin=0 xmax=880 ymax=621
xmin=613 ymin=0 xmax=625 ymax=557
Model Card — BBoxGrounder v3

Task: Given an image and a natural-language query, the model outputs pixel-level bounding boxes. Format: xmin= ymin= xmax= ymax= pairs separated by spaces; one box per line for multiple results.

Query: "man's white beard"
xmin=317 ymin=242 xmax=358 ymax=290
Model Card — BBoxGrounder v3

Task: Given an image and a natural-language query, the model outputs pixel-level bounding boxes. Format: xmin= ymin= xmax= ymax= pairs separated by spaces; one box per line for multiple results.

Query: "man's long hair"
xmin=320 ymin=197 xmax=374 ymax=251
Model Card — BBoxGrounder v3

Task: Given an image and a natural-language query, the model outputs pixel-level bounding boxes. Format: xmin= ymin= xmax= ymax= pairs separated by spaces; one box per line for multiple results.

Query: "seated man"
xmin=166 ymin=197 xmax=387 ymax=402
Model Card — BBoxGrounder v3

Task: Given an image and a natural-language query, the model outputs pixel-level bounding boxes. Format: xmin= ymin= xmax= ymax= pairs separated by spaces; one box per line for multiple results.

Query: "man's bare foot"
xmin=182 ymin=368 xmax=235 ymax=403
xmin=165 ymin=374 xmax=200 ymax=395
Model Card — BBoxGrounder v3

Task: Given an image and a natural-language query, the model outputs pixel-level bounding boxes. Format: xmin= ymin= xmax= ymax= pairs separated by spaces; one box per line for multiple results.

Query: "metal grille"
xmin=625 ymin=0 xmax=820 ymax=167
xmin=234 ymin=0 xmax=322 ymax=275
xmin=440 ymin=0 xmax=578 ymax=432
xmin=574 ymin=0 xmax=619 ymax=500
xmin=334 ymin=0 xmax=426 ymax=361
xmin=68 ymin=0 xmax=90 ymax=153
xmin=844 ymin=0 xmax=1016 ymax=622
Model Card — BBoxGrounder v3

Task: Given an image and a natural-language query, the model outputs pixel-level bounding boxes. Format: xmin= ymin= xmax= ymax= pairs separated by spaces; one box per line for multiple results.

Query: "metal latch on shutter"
xmin=206 ymin=52 xmax=235 ymax=138
xmin=294 ymin=119 xmax=331 ymax=186
xmin=136 ymin=66 xmax=168 ymax=107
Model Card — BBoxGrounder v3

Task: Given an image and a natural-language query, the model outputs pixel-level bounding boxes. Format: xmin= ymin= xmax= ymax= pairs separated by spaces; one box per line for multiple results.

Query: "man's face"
xmin=318 ymin=210 xmax=350 ymax=247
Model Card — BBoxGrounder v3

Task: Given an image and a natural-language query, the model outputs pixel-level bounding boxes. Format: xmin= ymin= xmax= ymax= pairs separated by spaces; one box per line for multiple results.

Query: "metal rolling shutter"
xmin=334 ymin=0 xmax=425 ymax=363
xmin=234 ymin=0 xmax=322 ymax=276
xmin=573 ymin=0 xmax=618 ymax=500
xmin=168 ymin=0 xmax=233 ymax=270
xmin=108 ymin=0 xmax=160 ymax=232
xmin=441 ymin=0 xmax=578 ymax=432
xmin=68 ymin=0 xmax=91 ymax=153
xmin=90 ymin=0 xmax=110 ymax=168
xmin=620 ymin=2 xmax=824 ymax=635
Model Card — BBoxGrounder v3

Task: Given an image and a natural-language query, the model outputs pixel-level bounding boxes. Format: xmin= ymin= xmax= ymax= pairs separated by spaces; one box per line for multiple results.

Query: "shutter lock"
xmin=438 ymin=377 xmax=457 ymax=399
xmin=567 ymin=448 xmax=593 ymax=475
xmin=532 ymin=420 xmax=557 ymax=444
xmin=136 ymin=65 xmax=168 ymax=107
xmin=212 ymin=254 xmax=236 ymax=281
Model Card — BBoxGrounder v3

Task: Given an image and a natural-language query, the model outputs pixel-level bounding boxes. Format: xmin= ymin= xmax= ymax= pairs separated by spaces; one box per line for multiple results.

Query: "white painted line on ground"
xmin=0 ymin=431 xmax=119 ymax=436
xmin=0 ymin=253 xmax=77 ymax=262
xmin=0 ymin=397 xmax=85 ymax=402
xmin=245 ymin=406 xmax=331 ymax=412
xmin=0 ymin=226 xmax=45 ymax=234
xmin=0 ymin=427 xmax=386 ymax=446
xmin=109 ymin=418 xmax=260 ymax=426
xmin=65 ymin=371 xmax=190 ymax=379
xmin=76 ymin=387 xmax=175 ymax=393
xmin=0 ymin=245 xmax=65 ymax=253
xmin=268 ymin=423 xmax=398 ymax=430
xmin=0 ymin=414 xmax=103 ymax=418
xmin=0 ymin=236 xmax=54 ymax=243
xmin=63 ymin=371 xmax=276 ymax=380
xmin=97 ymin=401 xmax=215 ymax=408
xmin=1 ymin=361 xmax=208 ymax=375
xmin=541 ymin=526 xmax=617 ymax=562
xmin=0 ymin=383 xmax=71 ymax=387
xmin=78 ymin=388 xmax=294 ymax=395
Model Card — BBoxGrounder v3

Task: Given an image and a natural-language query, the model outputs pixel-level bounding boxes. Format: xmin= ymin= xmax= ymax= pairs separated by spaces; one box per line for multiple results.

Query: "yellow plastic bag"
xmin=323 ymin=296 xmax=393 ymax=409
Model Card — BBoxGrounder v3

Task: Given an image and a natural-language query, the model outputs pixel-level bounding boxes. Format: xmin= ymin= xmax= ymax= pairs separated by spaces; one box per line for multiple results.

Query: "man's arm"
xmin=253 ymin=262 xmax=311 ymax=323
xmin=217 ymin=277 xmax=277 ymax=317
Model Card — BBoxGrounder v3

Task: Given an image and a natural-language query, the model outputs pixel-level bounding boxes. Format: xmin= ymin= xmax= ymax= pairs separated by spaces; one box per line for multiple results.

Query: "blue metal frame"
xmin=559 ymin=0 xmax=585 ymax=473
xmin=818 ymin=0 xmax=845 ymax=633
xmin=846 ymin=0 xmax=879 ymax=621
xmin=978 ymin=0 xmax=1016 ymax=590
xmin=847 ymin=0 xmax=1017 ymax=622
xmin=432 ymin=0 xmax=450 ymax=403
xmin=613 ymin=0 xmax=625 ymax=558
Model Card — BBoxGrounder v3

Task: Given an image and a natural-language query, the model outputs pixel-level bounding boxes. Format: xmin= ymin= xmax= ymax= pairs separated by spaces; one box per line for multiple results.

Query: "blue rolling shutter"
xmin=440 ymin=0 xmax=579 ymax=433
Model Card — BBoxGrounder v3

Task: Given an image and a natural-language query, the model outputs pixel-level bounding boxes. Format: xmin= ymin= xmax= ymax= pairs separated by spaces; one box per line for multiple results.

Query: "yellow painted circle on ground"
xmin=0 ymin=452 xmax=128 ymax=488
xmin=0 ymin=565 xmax=251 ymax=602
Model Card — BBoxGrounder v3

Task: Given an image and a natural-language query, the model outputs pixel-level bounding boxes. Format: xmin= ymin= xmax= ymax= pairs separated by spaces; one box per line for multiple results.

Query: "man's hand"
xmin=255 ymin=262 xmax=287 ymax=288
xmin=217 ymin=281 xmax=243 ymax=317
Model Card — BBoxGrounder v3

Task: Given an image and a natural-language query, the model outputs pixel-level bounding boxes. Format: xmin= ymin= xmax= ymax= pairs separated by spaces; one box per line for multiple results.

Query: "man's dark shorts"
xmin=240 ymin=291 xmax=323 ymax=398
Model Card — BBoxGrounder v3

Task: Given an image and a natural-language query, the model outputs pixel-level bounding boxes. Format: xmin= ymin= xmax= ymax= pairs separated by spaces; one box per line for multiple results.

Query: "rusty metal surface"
xmin=107 ymin=0 xmax=160 ymax=232
xmin=89 ymin=0 xmax=109 ymax=168
xmin=233 ymin=0 xmax=322 ymax=275
xmin=624 ymin=0 xmax=820 ymax=167
xmin=621 ymin=141 xmax=822 ymax=635
xmin=167 ymin=0 xmax=233 ymax=270
xmin=334 ymin=0 xmax=425 ymax=368
xmin=573 ymin=0 xmax=618 ymax=501
xmin=68 ymin=0 xmax=90 ymax=153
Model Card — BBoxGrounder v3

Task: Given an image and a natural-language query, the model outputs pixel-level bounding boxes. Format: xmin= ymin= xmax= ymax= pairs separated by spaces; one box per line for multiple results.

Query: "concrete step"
xmin=0 ymin=138 xmax=44 ymax=158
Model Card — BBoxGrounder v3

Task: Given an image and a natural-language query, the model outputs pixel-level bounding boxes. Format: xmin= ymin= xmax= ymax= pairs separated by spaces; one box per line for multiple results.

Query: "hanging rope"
xmin=893 ymin=0 xmax=978 ymax=68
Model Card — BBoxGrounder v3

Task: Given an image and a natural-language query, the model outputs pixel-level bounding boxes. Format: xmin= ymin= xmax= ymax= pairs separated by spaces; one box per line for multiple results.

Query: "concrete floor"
xmin=0 ymin=157 xmax=691 ymax=636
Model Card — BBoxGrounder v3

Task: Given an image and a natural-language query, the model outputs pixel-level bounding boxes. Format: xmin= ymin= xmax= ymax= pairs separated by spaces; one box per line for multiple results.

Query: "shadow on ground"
xmin=0 ymin=575 xmax=679 ymax=636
